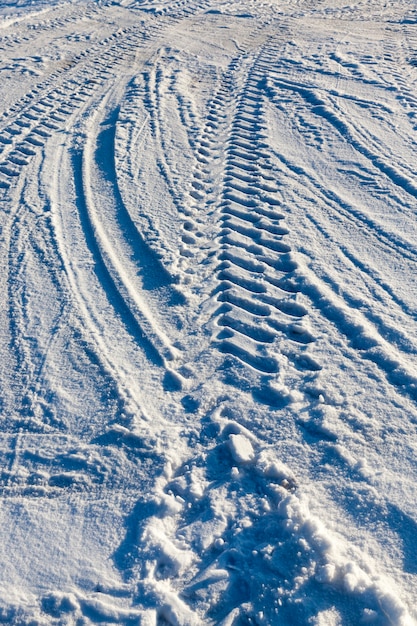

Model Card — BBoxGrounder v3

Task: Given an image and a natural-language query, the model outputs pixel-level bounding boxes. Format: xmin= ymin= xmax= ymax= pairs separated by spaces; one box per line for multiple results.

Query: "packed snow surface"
xmin=1 ymin=0 xmax=417 ymax=623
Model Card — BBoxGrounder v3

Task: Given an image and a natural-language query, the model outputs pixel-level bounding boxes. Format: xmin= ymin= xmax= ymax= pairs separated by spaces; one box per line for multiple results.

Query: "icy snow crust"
xmin=1 ymin=0 xmax=417 ymax=623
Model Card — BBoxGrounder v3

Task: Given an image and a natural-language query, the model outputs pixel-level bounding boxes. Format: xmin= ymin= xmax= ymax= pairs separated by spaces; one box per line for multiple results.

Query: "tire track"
xmin=176 ymin=54 xmax=243 ymax=270
xmin=0 ymin=3 xmax=95 ymax=53
xmin=5 ymin=189 xmax=69 ymax=434
xmin=0 ymin=25 xmax=145 ymax=189
xmin=81 ymin=93 xmax=182 ymax=367
xmin=263 ymin=76 xmax=417 ymax=280
xmin=0 ymin=9 xmax=197 ymax=500
xmin=262 ymin=41 xmax=417 ymax=402
xmin=145 ymin=35 xmax=320 ymax=398
xmin=203 ymin=46 xmax=320 ymax=402
xmin=0 ymin=18 xmax=153 ymax=425
xmin=128 ymin=16 xmax=417 ymax=621
xmin=267 ymin=74 xmax=417 ymax=208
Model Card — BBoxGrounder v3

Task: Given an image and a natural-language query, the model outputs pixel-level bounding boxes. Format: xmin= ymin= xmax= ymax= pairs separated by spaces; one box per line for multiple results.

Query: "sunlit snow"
xmin=0 ymin=0 xmax=417 ymax=624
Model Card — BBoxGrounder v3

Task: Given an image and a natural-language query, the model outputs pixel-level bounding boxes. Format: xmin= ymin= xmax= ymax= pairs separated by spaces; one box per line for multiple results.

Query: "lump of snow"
xmin=255 ymin=451 xmax=296 ymax=488
xmin=315 ymin=563 xmax=336 ymax=584
xmin=313 ymin=608 xmax=342 ymax=626
xmin=143 ymin=520 xmax=193 ymax=578
xmin=228 ymin=434 xmax=255 ymax=465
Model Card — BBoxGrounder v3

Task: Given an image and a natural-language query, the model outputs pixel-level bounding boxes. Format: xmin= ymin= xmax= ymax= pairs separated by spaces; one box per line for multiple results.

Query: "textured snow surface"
xmin=1 ymin=0 xmax=417 ymax=623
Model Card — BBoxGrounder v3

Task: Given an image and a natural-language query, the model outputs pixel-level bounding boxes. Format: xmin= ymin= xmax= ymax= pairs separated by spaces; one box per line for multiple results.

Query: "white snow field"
xmin=1 ymin=0 xmax=417 ymax=623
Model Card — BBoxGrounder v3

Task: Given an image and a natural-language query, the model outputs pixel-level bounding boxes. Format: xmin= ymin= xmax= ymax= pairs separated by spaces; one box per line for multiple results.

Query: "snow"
xmin=1 ymin=0 xmax=417 ymax=623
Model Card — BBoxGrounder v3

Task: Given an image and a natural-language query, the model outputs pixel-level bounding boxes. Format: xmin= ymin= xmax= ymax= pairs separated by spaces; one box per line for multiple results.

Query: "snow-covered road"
xmin=1 ymin=0 xmax=417 ymax=623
